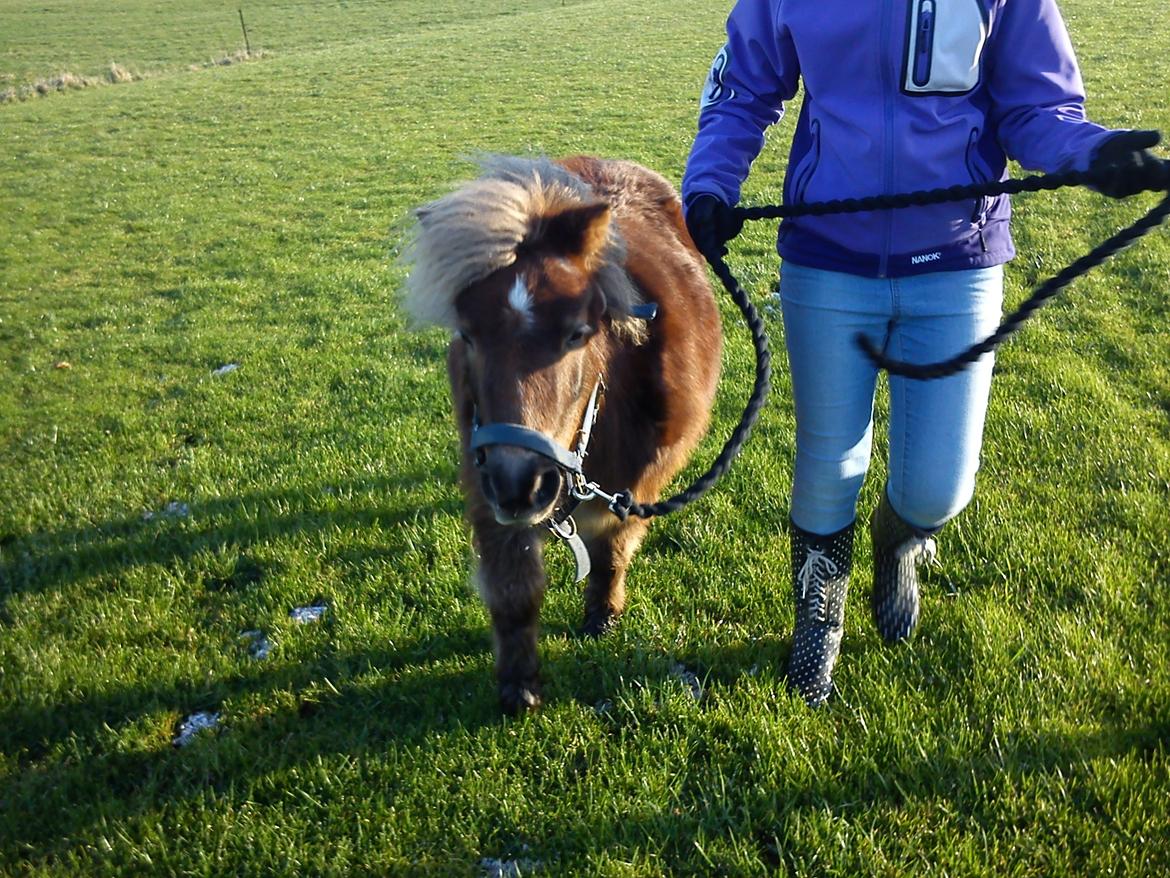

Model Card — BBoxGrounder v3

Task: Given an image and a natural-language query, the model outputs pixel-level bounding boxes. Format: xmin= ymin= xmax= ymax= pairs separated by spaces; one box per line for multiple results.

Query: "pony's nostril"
xmin=533 ymin=468 xmax=561 ymax=507
xmin=480 ymin=471 xmax=497 ymax=504
xmin=474 ymin=447 xmax=487 ymax=467
xmin=481 ymin=455 xmax=561 ymax=521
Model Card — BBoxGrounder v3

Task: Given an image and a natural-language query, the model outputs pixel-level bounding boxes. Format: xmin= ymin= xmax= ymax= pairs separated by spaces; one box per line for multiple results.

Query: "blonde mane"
xmin=401 ymin=156 xmax=644 ymax=335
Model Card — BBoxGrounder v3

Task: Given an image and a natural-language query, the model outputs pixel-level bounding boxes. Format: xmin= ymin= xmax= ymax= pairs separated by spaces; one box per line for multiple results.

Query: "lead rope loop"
xmin=619 ymin=165 xmax=1169 ymax=519
xmin=736 ymin=166 xmax=1170 ymax=379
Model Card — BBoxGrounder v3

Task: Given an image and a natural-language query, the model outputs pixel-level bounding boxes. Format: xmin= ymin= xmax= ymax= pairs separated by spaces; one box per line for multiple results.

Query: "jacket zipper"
xmin=912 ymin=1 xmax=936 ymax=87
xmin=878 ymin=0 xmax=896 ymax=277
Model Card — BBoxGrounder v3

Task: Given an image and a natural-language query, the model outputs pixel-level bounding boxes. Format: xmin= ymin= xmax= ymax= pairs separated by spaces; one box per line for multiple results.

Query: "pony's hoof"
xmin=580 ymin=609 xmax=619 ymax=638
xmin=499 ymin=682 xmax=542 ymax=714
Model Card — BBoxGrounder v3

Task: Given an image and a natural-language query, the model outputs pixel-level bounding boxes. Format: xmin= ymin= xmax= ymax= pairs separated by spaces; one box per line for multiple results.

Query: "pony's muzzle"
xmin=478 ymin=446 xmax=563 ymax=525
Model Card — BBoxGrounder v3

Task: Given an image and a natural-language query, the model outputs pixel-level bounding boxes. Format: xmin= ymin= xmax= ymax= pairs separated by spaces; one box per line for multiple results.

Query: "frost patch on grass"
xmin=670 ymin=663 xmax=704 ymax=701
xmin=172 ymin=711 xmax=221 ymax=747
xmin=240 ymin=629 xmax=272 ymax=660
xmin=479 ymin=855 xmax=541 ymax=877
xmin=290 ymin=601 xmax=328 ymax=624
xmin=143 ymin=500 xmax=190 ymax=521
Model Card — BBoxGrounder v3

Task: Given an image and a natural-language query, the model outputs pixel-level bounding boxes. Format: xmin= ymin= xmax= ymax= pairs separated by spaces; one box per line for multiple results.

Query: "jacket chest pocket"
xmin=902 ymin=0 xmax=989 ymax=95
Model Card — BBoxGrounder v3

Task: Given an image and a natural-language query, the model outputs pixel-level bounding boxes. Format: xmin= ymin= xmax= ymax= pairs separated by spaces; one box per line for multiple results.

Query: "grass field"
xmin=2 ymin=0 xmax=1169 ymax=874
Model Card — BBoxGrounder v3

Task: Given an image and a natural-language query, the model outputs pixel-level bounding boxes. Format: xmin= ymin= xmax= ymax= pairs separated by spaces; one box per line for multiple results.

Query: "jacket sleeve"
xmin=682 ymin=0 xmax=799 ymax=210
xmin=985 ymin=0 xmax=1114 ymax=172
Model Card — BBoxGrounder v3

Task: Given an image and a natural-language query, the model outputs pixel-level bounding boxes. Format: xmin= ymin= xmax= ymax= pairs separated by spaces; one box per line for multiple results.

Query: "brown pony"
xmin=404 ymin=155 xmax=721 ymax=713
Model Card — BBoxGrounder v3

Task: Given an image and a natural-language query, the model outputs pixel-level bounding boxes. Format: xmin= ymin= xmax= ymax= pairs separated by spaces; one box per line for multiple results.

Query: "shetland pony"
xmin=404 ymin=155 xmax=721 ymax=713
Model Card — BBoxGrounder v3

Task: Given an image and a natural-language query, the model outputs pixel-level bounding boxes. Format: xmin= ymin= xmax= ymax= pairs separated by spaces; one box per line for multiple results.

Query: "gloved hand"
xmin=1089 ymin=129 xmax=1168 ymax=198
xmin=685 ymin=194 xmax=744 ymax=262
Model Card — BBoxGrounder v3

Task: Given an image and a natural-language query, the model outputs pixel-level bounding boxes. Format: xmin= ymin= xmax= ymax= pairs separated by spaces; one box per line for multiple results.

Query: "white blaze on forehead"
xmin=507 ymin=276 xmax=534 ymax=324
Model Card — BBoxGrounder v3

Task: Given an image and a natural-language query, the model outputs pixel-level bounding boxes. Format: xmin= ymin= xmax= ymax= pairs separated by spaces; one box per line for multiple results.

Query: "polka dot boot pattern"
xmin=870 ymin=491 xmax=937 ymax=644
xmin=785 ymin=522 xmax=854 ymax=708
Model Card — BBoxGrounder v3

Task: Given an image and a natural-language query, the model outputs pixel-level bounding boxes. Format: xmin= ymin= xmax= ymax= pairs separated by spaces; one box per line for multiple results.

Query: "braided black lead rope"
xmin=610 ymin=166 xmax=1168 ymax=520
xmin=859 ymin=192 xmax=1170 ymax=378
xmin=738 ymin=167 xmax=1170 ymax=378
xmin=610 ymin=255 xmax=772 ymax=520
xmin=735 ymin=168 xmax=1088 ymax=221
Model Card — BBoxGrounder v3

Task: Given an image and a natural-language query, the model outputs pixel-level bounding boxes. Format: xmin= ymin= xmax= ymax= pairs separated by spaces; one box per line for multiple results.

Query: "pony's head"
xmin=403 ymin=157 xmax=646 ymax=526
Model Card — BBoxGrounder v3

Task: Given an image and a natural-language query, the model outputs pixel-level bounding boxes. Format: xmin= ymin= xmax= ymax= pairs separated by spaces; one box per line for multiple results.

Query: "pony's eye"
xmin=456 ymin=330 xmax=474 ymax=349
xmin=565 ymin=325 xmax=592 ymax=349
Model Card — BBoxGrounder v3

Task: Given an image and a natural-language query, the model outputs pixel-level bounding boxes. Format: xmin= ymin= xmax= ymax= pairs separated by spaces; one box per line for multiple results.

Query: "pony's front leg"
xmin=475 ymin=525 xmax=547 ymax=714
xmin=581 ymin=517 xmax=649 ymax=637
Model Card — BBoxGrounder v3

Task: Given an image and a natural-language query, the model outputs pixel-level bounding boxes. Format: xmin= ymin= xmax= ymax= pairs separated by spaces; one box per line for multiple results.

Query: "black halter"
xmin=465 ymin=302 xmax=660 ymax=579
xmin=469 ymin=378 xmax=602 ymax=477
xmin=469 ymin=379 xmax=604 ymax=581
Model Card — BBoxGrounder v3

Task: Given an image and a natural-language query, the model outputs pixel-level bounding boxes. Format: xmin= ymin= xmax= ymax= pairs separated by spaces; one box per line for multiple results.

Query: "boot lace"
xmin=798 ymin=549 xmax=840 ymax=620
xmin=895 ymin=535 xmax=938 ymax=566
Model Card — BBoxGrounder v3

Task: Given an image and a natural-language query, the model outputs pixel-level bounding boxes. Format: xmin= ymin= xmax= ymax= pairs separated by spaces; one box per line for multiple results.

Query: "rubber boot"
xmin=786 ymin=522 xmax=853 ymax=708
xmin=870 ymin=491 xmax=938 ymax=644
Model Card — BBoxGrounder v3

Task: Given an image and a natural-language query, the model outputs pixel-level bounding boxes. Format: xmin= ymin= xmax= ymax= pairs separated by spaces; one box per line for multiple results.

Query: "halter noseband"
xmin=469 ymin=377 xmax=602 ymax=475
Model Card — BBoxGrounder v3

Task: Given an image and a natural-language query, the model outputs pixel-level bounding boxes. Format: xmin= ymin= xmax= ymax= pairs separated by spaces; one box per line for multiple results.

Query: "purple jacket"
xmin=682 ymin=0 xmax=1118 ymax=277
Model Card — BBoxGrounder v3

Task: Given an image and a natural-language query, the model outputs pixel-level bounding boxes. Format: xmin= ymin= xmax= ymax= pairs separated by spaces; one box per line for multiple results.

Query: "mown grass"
xmin=1 ymin=0 xmax=1168 ymax=874
xmin=0 ymin=1 xmax=591 ymax=87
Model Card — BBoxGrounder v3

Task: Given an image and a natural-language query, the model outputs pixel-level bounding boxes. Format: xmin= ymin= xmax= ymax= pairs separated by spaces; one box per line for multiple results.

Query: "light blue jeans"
xmin=779 ymin=261 xmax=1004 ymax=535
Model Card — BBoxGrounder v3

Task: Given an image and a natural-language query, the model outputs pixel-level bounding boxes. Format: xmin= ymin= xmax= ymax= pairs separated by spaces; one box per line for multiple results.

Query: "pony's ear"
xmin=538 ymin=201 xmax=612 ymax=268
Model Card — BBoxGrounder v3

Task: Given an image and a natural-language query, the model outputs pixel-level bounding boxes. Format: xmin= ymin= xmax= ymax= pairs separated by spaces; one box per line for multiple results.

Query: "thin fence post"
xmin=238 ymin=9 xmax=252 ymax=56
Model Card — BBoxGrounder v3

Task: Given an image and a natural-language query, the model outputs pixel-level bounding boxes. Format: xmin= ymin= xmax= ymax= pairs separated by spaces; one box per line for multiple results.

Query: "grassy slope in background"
xmin=1 ymin=1 xmax=1168 ymax=874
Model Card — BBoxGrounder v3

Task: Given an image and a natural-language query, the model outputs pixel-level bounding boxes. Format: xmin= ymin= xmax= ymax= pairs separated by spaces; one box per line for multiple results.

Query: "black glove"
xmin=1089 ymin=129 xmax=1168 ymax=198
xmin=685 ymin=194 xmax=744 ymax=262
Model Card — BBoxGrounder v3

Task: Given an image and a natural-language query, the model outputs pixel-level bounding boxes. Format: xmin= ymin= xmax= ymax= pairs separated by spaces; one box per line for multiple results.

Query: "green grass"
xmin=1 ymin=0 xmax=1168 ymax=874
xmin=0 ymin=1 xmax=590 ymax=87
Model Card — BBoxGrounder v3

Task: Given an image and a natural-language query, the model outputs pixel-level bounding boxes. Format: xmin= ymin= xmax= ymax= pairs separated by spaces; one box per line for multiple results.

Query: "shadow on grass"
xmin=1 ymin=468 xmax=689 ymax=859
xmin=1 ymin=630 xmax=474 ymax=842
xmin=9 ymin=473 xmax=1162 ymax=866
xmin=0 ymin=471 xmax=462 ymax=602
xmin=0 ymin=625 xmax=690 ymax=858
xmin=4 ymin=603 xmax=1167 ymax=865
